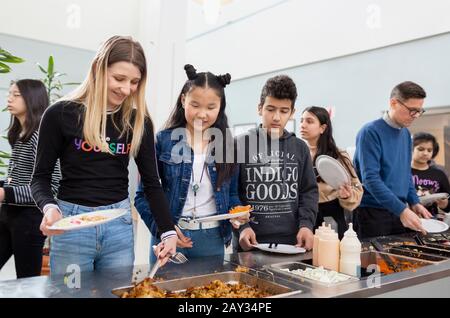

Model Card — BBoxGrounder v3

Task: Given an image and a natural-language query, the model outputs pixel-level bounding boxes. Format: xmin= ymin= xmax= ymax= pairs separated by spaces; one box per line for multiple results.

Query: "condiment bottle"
xmin=313 ymin=222 xmax=327 ymax=266
xmin=318 ymin=228 xmax=340 ymax=271
xmin=339 ymin=223 xmax=361 ymax=277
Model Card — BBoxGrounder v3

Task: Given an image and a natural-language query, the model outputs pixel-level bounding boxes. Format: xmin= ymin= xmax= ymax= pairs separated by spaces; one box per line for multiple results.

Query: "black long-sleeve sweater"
xmin=31 ymin=101 xmax=174 ymax=234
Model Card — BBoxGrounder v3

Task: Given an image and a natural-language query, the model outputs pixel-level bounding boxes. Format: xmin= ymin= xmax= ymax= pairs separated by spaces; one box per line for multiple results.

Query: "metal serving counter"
xmin=1 ymin=234 xmax=450 ymax=298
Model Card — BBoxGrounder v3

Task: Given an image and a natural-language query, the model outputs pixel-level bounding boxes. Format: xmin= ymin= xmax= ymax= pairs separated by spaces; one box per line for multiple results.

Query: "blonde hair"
xmin=64 ymin=35 xmax=149 ymax=157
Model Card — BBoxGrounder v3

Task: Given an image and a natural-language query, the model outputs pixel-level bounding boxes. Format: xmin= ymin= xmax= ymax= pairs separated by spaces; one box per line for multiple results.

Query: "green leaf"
xmin=53 ymin=72 xmax=66 ymax=78
xmin=0 ymin=61 xmax=11 ymax=73
xmin=37 ymin=63 xmax=48 ymax=74
xmin=48 ymin=55 xmax=54 ymax=75
xmin=0 ymin=56 xmax=25 ymax=63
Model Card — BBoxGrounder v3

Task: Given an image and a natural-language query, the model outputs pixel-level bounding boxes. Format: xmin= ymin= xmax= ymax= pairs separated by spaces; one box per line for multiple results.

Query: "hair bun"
xmin=184 ymin=64 xmax=198 ymax=80
xmin=216 ymin=73 xmax=231 ymax=87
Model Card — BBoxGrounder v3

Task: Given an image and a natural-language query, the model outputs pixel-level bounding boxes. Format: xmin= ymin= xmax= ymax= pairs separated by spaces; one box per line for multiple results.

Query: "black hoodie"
xmin=236 ymin=127 xmax=318 ymax=244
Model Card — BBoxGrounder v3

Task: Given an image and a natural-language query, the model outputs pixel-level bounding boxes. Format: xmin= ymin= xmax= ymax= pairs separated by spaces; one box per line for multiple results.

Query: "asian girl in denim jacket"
xmin=135 ymin=64 xmax=241 ymax=261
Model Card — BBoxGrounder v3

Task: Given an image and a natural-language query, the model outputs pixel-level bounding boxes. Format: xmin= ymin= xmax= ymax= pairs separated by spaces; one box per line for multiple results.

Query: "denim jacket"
xmin=134 ymin=128 xmax=241 ymax=245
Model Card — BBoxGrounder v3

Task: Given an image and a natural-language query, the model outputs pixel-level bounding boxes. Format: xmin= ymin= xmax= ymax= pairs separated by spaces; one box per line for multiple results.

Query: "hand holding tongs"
xmin=148 ymin=246 xmax=188 ymax=278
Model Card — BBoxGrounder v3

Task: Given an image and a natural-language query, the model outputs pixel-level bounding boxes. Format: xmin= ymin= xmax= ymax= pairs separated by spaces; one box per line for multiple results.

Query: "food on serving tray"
xmin=121 ymin=278 xmax=271 ymax=298
xmin=121 ymin=278 xmax=166 ymax=298
xmin=280 ymin=266 xmax=353 ymax=284
xmin=229 ymin=205 xmax=252 ymax=214
xmin=377 ymin=259 xmax=422 ymax=274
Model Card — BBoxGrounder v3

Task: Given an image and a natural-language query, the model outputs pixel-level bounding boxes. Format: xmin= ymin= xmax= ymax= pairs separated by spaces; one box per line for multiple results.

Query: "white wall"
xmin=0 ymin=0 xmax=140 ymax=51
xmin=186 ymin=0 xmax=450 ymax=79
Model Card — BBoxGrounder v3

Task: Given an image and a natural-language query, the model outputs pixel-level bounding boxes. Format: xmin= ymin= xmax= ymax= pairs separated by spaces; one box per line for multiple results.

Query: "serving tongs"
xmin=370 ymin=239 xmax=400 ymax=273
xmin=413 ymin=233 xmax=425 ymax=246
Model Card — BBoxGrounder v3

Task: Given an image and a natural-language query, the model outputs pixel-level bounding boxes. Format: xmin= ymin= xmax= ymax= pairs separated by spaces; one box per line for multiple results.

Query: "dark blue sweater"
xmin=354 ymin=118 xmax=419 ymax=216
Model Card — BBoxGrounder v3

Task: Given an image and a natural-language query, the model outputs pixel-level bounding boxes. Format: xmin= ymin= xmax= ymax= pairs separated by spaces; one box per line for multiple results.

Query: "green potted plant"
xmin=0 ymin=48 xmax=24 ymax=176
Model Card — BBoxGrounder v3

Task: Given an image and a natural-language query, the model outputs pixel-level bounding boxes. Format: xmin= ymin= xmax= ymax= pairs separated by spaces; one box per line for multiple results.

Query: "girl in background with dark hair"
xmin=411 ymin=132 xmax=450 ymax=216
xmin=300 ymin=106 xmax=362 ymax=238
xmin=0 ymin=79 xmax=60 ymax=278
xmin=135 ymin=64 xmax=241 ymax=260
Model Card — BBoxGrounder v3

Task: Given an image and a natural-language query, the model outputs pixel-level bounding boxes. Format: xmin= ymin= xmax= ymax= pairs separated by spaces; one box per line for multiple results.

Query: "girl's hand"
xmin=338 ymin=183 xmax=352 ymax=200
xmin=40 ymin=208 xmax=65 ymax=236
xmin=175 ymin=225 xmax=193 ymax=248
xmin=230 ymin=214 xmax=251 ymax=229
xmin=154 ymin=236 xmax=178 ymax=266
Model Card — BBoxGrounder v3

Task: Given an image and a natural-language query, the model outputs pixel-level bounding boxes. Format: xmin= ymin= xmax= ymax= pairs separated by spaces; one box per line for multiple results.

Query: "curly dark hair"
xmin=259 ymin=75 xmax=297 ymax=109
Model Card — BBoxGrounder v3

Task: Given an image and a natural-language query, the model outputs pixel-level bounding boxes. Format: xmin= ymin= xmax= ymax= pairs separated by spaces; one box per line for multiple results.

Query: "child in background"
xmin=411 ymin=132 xmax=450 ymax=216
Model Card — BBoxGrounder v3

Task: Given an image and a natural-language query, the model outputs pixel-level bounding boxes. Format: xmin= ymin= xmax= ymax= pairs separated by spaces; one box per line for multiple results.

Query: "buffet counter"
xmin=1 ymin=233 xmax=450 ymax=298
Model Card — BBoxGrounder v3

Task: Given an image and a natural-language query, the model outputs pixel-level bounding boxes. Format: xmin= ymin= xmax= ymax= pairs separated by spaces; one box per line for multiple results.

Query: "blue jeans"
xmin=150 ymin=227 xmax=224 ymax=264
xmin=50 ymin=198 xmax=134 ymax=275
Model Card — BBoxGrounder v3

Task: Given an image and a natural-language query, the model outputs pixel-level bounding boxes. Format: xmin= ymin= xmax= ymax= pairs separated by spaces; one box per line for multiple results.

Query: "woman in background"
xmin=0 ymin=79 xmax=60 ymax=278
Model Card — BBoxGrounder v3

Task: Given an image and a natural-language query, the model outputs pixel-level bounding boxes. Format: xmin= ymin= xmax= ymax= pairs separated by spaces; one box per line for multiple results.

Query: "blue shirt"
xmin=354 ymin=117 xmax=419 ymax=216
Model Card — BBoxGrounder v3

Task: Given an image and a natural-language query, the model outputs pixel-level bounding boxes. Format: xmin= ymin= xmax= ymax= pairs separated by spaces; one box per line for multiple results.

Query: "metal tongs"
xmin=413 ymin=233 xmax=425 ymax=246
xmin=148 ymin=246 xmax=188 ymax=279
xmin=370 ymin=239 xmax=400 ymax=273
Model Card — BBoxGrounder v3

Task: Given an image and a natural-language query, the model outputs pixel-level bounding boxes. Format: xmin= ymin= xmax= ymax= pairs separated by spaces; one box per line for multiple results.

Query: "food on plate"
xmin=68 ymin=215 xmax=108 ymax=225
xmin=121 ymin=278 xmax=271 ymax=298
xmin=234 ymin=265 xmax=250 ymax=273
xmin=79 ymin=215 xmax=108 ymax=222
xmin=229 ymin=205 xmax=252 ymax=214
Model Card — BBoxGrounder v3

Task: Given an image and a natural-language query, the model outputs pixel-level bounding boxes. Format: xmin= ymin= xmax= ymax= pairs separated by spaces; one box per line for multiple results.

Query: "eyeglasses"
xmin=6 ymin=92 xmax=21 ymax=99
xmin=397 ymin=99 xmax=425 ymax=117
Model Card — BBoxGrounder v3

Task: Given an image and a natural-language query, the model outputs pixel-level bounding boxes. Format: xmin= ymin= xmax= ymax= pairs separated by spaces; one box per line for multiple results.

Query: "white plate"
xmin=315 ymin=155 xmax=351 ymax=190
xmin=419 ymin=193 xmax=450 ymax=206
xmin=192 ymin=211 xmax=250 ymax=223
xmin=253 ymin=243 xmax=306 ymax=254
xmin=48 ymin=208 xmax=128 ymax=231
xmin=420 ymin=218 xmax=449 ymax=233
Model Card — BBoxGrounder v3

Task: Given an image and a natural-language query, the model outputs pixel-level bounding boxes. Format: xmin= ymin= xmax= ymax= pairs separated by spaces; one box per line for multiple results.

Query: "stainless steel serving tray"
xmin=266 ymin=250 xmax=437 ymax=287
xmin=265 ymin=261 xmax=359 ymax=287
xmin=385 ymin=245 xmax=449 ymax=263
xmin=112 ymin=271 xmax=301 ymax=298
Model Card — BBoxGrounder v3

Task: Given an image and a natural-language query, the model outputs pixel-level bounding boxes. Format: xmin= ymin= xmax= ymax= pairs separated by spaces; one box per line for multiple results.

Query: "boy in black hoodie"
xmin=234 ymin=75 xmax=318 ymax=251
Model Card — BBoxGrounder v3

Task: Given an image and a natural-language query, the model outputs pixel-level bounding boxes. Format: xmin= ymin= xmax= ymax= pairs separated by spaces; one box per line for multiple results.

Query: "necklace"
xmin=191 ymin=156 xmax=207 ymax=216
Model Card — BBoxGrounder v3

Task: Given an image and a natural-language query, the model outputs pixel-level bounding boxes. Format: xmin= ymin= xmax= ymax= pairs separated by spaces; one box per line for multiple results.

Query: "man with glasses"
xmin=353 ymin=81 xmax=432 ymax=238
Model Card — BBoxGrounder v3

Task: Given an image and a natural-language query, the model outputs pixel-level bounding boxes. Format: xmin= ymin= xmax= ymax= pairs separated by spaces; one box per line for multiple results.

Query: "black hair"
xmin=413 ymin=132 xmax=439 ymax=159
xmin=390 ymin=81 xmax=427 ymax=101
xmin=165 ymin=64 xmax=235 ymax=188
xmin=259 ymin=75 xmax=297 ymax=109
xmin=302 ymin=106 xmax=356 ymax=179
xmin=7 ymin=79 xmax=49 ymax=145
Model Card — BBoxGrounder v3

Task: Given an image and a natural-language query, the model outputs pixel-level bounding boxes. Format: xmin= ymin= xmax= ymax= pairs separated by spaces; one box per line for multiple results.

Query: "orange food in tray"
xmin=229 ymin=205 xmax=252 ymax=214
